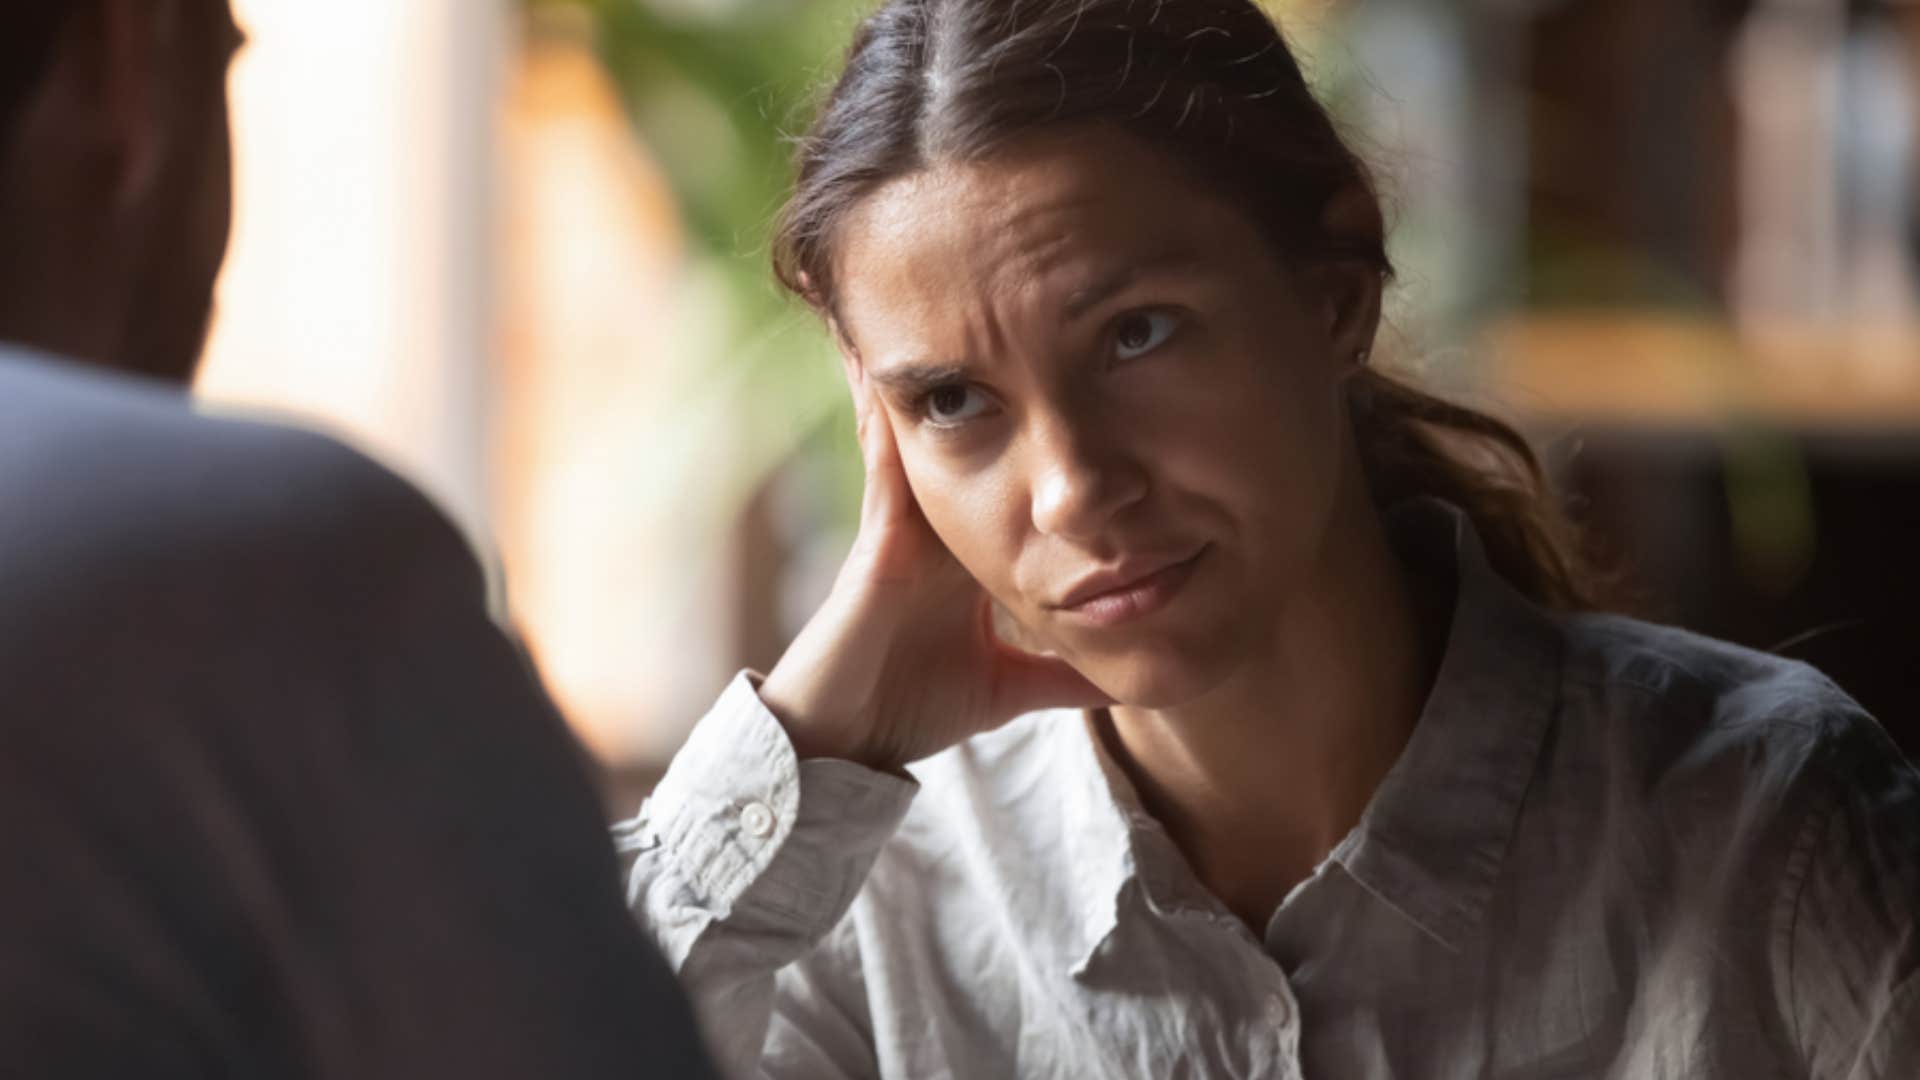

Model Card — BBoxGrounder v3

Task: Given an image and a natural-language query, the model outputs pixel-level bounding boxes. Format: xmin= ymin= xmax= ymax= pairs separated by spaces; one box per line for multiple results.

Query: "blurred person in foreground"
xmin=620 ymin=1 xmax=1920 ymax=1077
xmin=0 ymin=3 xmax=712 ymax=1076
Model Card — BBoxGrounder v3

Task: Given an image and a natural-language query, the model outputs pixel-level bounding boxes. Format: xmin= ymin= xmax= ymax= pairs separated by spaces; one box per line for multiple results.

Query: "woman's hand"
xmin=758 ymin=370 xmax=1111 ymax=772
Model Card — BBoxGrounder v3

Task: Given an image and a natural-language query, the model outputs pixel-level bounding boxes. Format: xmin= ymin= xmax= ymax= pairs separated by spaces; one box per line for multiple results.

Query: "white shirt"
xmin=616 ymin=500 xmax=1920 ymax=1078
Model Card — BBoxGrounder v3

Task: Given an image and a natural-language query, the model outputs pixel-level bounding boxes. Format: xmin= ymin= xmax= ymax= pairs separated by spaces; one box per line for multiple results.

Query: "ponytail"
xmin=1347 ymin=366 xmax=1599 ymax=611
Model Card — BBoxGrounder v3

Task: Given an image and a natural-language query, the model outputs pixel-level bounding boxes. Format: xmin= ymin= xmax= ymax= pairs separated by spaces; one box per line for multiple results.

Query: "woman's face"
xmin=832 ymin=126 xmax=1372 ymax=707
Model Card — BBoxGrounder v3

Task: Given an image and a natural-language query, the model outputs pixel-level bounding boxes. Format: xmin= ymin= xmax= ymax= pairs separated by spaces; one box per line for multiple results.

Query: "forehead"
xmin=833 ymin=127 xmax=1256 ymax=330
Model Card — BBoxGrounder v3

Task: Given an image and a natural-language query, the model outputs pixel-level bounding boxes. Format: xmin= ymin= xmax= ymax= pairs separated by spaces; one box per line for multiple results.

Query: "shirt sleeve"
xmin=1848 ymin=971 xmax=1920 ymax=1080
xmin=615 ymin=672 xmax=919 ymax=1079
xmin=1775 ymin=718 xmax=1920 ymax=1080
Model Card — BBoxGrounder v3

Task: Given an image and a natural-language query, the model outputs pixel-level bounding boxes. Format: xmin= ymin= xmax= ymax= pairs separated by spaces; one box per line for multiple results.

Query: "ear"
xmin=21 ymin=0 xmax=173 ymax=212
xmin=1312 ymin=185 xmax=1386 ymax=368
xmin=1315 ymin=258 xmax=1383 ymax=370
xmin=102 ymin=0 xmax=198 ymax=211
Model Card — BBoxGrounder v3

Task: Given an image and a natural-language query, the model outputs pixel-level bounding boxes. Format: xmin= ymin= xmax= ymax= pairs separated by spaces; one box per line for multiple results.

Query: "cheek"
xmin=1138 ymin=343 xmax=1344 ymax=511
xmin=1214 ymin=356 xmax=1354 ymax=571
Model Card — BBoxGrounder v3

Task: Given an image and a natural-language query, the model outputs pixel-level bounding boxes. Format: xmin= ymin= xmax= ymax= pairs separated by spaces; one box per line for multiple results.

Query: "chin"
xmin=1073 ymin=637 xmax=1236 ymax=710
xmin=1037 ymin=585 xmax=1250 ymax=709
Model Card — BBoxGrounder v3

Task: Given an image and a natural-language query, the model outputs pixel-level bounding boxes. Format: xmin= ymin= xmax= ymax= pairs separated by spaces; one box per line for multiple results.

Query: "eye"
xmin=919 ymin=383 xmax=994 ymax=427
xmin=1111 ymin=309 xmax=1180 ymax=361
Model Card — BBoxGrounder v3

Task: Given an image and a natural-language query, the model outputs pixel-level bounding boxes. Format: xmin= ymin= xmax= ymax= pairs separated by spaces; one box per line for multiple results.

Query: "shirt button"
xmin=739 ymin=801 xmax=777 ymax=839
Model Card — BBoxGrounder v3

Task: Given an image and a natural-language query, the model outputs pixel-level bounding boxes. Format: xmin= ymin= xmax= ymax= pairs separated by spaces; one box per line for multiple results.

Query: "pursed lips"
xmin=1049 ymin=544 xmax=1208 ymax=611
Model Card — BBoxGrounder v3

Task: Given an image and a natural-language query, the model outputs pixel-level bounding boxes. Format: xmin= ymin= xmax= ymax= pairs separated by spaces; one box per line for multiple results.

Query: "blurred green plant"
xmin=522 ymin=0 xmax=870 ymax=529
xmin=527 ymin=0 xmax=836 ymax=282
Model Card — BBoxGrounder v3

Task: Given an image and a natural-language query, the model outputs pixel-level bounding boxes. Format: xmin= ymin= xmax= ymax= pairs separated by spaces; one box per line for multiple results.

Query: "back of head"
xmin=0 ymin=1 xmax=236 ymax=385
xmin=776 ymin=0 xmax=1598 ymax=610
xmin=0 ymin=11 xmax=71 ymax=151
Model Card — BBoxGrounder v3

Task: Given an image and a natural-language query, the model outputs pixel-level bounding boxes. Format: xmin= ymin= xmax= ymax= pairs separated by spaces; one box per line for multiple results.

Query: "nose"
xmin=1027 ymin=412 xmax=1149 ymax=543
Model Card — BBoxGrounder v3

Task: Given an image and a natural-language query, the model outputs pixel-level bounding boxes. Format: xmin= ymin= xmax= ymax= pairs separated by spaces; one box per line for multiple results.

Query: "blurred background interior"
xmin=196 ymin=0 xmax=1920 ymax=806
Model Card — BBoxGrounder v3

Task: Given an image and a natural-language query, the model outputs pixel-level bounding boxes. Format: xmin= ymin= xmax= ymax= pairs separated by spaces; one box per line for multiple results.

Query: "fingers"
xmin=991 ymin=644 xmax=1115 ymax=719
xmin=854 ymin=382 xmax=915 ymax=531
xmin=841 ymin=379 xmax=943 ymax=589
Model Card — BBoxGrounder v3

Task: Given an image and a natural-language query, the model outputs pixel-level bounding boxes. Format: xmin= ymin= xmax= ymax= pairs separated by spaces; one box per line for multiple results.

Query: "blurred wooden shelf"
xmin=1478 ymin=314 xmax=1920 ymax=432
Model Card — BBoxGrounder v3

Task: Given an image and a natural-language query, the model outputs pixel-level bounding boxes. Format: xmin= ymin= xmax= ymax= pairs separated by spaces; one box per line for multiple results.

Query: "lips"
xmin=1051 ymin=545 xmax=1208 ymax=627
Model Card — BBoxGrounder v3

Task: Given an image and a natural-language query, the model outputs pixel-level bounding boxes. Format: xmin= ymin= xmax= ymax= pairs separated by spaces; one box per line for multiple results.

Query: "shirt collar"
xmin=0 ymin=340 xmax=66 ymax=370
xmin=1329 ymin=497 xmax=1564 ymax=951
xmin=1050 ymin=691 xmax=1231 ymax=978
xmin=1051 ymin=702 xmax=1155 ymax=978
xmin=1054 ymin=498 xmax=1565 ymax=974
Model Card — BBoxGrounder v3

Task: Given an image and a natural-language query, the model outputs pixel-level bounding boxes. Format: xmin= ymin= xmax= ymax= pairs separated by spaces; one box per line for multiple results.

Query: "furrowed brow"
xmin=867 ymin=362 xmax=972 ymax=396
xmin=1062 ymin=249 xmax=1204 ymax=323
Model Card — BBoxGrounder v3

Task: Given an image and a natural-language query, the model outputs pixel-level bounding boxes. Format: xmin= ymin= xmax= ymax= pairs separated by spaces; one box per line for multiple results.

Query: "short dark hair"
xmin=0 ymin=8 xmax=80 ymax=150
xmin=1 ymin=4 xmax=231 ymax=153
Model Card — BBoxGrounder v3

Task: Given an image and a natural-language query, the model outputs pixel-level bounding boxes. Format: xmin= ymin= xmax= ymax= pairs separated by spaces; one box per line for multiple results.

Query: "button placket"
xmin=1269 ymin=980 xmax=1304 ymax=1079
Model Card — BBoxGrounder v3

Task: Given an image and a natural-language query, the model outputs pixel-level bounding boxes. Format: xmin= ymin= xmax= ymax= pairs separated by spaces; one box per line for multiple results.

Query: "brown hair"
xmin=773 ymin=0 xmax=1598 ymax=610
xmin=0 ymin=9 xmax=76 ymax=149
xmin=1 ymin=3 xmax=232 ymax=163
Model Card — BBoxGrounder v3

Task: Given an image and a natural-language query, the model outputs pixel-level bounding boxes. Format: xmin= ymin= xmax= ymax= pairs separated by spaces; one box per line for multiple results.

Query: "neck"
xmin=0 ymin=302 xmax=119 ymax=370
xmin=1104 ymin=477 xmax=1440 ymax=934
xmin=0 ymin=203 xmax=128 ymax=372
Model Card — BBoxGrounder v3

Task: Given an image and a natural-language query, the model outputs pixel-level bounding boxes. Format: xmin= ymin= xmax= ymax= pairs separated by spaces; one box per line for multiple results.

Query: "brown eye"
xmin=1112 ymin=310 xmax=1178 ymax=360
xmin=923 ymin=384 xmax=990 ymax=426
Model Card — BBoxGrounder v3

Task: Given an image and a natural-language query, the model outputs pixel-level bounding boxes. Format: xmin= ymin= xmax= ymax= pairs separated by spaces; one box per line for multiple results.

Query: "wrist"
xmin=756 ymin=672 xmax=893 ymax=769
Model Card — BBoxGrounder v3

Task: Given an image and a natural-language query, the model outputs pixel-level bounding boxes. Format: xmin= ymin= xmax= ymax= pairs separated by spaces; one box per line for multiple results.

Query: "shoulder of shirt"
xmin=1556 ymin=609 xmax=1908 ymax=818
xmin=1555 ymin=612 xmax=1920 ymax=1054
xmin=0 ymin=352 xmax=482 ymax=602
xmin=1560 ymin=610 xmax=1854 ymax=719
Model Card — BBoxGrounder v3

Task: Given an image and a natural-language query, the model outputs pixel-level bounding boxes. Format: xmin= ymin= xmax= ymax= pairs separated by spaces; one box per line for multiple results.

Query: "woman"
xmin=618 ymin=1 xmax=1919 ymax=1076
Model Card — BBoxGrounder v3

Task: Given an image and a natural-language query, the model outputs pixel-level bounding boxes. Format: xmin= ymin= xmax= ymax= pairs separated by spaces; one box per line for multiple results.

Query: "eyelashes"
xmin=905 ymin=307 xmax=1188 ymax=431
xmin=1112 ymin=309 xmax=1181 ymax=361
xmin=915 ymin=383 xmax=994 ymax=427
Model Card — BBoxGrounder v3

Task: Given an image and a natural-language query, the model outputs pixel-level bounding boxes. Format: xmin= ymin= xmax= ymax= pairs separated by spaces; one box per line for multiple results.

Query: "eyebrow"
xmin=1061 ymin=248 xmax=1205 ymax=322
xmin=867 ymin=362 xmax=972 ymax=397
xmin=860 ymin=248 xmax=1208 ymax=394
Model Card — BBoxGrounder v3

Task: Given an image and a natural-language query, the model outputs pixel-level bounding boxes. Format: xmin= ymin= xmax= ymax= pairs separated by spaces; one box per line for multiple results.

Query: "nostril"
xmin=1031 ymin=472 xmax=1147 ymax=541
